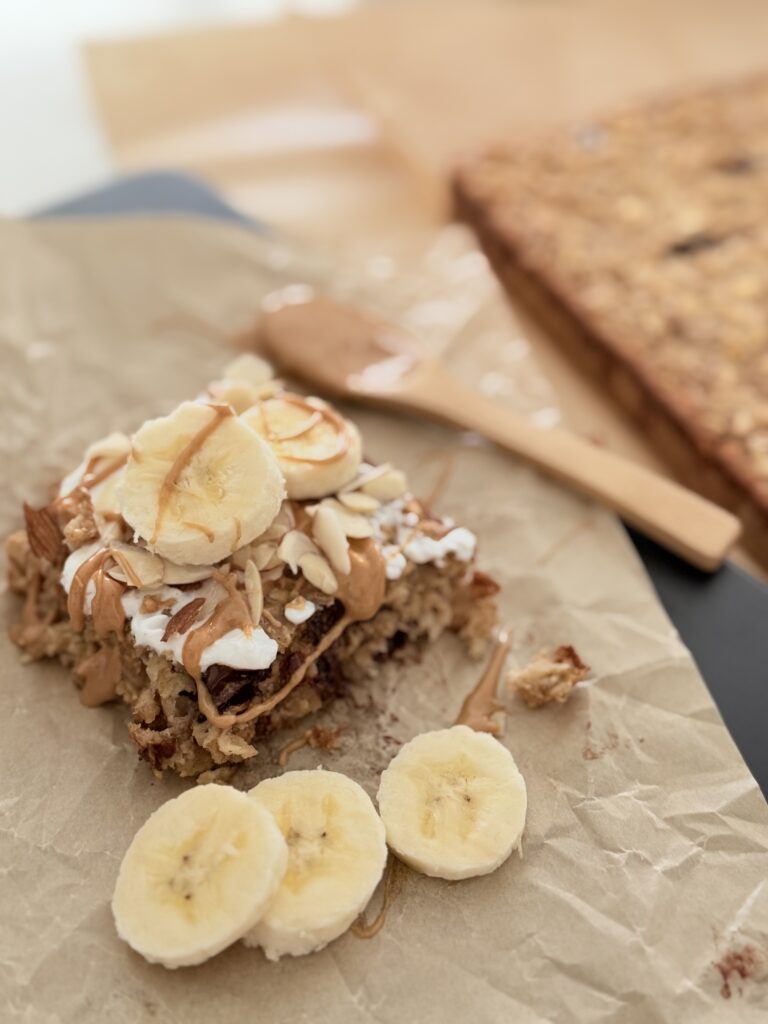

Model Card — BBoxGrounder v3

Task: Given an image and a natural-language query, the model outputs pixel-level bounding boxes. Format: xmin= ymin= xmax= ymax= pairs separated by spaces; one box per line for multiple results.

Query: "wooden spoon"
xmin=257 ymin=294 xmax=740 ymax=571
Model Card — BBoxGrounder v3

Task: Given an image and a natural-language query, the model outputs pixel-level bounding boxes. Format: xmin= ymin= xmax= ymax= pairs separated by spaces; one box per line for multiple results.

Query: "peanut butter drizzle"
xmin=151 ymin=403 xmax=233 ymax=544
xmin=75 ymin=645 xmax=122 ymax=706
xmin=182 ymin=572 xmax=252 ymax=682
xmin=192 ymin=535 xmax=387 ymax=730
xmin=196 ymin=614 xmax=351 ymax=730
xmin=67 ymin=549 xmax=110 ymax=632
xmin=81 ymin=452 xmax=129 ymax=489
xmin=68 ymin=548 xmax=127 ymax=637
xmin=352 ymin=856 xmax=398 ymax=940
xmin=91 ymin=568 xmax=126 ymax=639
xmin=261 ymin=394 xmax=349 ymax=464
xmin=335 ymin=537 xmax=388 ymax=622
xmin=455 ymin=632 xmax=510 ymax=736
xmin=182 ymin=521 xmax=215 ymax=542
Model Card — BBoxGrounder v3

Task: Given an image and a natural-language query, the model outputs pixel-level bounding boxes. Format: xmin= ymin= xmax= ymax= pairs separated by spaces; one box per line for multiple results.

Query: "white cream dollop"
xmin=382 ymin=546 xmax=407 ymax=580
xmin=403 ymin=527 xmax=476 ymax=567
xmin=284 ymin=598 xmax=316 ymax=625
xmin=199 ymin=628 xmax=278 ymax=673
xmin=120 ymin=582 xmax=280 ymax=674
xmin=370 ymin=500 xmax=476 ymax=572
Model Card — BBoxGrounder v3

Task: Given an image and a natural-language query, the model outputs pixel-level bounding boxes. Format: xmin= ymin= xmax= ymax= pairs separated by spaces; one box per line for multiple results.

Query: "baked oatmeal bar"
xmin=454 ymin=75 xmax=768 ymax=559
xmin=8 ymin=346 xmax=497 ymax=777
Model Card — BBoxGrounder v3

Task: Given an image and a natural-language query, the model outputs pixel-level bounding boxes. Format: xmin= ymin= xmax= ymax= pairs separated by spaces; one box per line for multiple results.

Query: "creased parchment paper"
xmin=1 ymin=217 xmax=767 ymax=1023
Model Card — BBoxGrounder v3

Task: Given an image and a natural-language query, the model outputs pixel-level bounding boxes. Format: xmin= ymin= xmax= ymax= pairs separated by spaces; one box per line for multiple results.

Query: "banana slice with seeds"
xmin=377 ymin=726 xmax=527 ymax=880
xmin=119 ymin=401 xmax=285 ymax=566
xmin=112 ymin=785 xmax=288 ymax=968
xmin=242 ymin=394 xmax=362 ymax=500
xmin=245 ymin=770 xmax=387 ymax=960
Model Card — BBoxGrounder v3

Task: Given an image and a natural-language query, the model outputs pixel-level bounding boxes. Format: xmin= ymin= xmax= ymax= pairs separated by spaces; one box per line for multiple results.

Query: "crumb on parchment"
xmin=507 ymin=645 xmax=589 ymax=708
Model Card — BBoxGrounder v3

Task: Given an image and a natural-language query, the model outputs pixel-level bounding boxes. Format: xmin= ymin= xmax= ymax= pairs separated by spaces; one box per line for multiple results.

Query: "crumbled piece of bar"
xmin=507 ymin=645 xmax=589 ymax=708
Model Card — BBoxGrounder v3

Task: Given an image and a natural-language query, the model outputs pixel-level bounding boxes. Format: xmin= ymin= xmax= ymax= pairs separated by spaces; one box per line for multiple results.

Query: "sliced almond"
xmin=299 ymin=552 xmax=338 ymax=595
xmin=278 ymin=529 xmax=320 ymax=572
xmin=312 ymin=505 xmax=351 ymax=575
xmin=108 ymin=542 xmax=164 ymax=588
xmin=261 ymin=566 xmax=285 ymax=583
xmin=230 ymin=545 xmax=252 ymax=571
xmin=258 ymin=521 xmax=290 ymax=543
xmin=340 ymin=462 xmax=392 ymax=493
xmin=253 ymin=501 xmax=296 ymax=543
xmin=275 ymin=502 xmax=296 ymax=530
xmin=253 ymin=542 xmax=279 ymax=570
xmin=320 ymin=499 xmax=375 ymax=539
xmin=244 ymin=559 xmax=264 ymax=623
xmin=337 ymin=491 xmax=380 ymax=513
xmin=361 ymin=468 xmax=408 ymax=502
xmin=161 ymin=560 xmax=216 ymax=585
xmin=230 ymin=541 xmax=277 ymax=571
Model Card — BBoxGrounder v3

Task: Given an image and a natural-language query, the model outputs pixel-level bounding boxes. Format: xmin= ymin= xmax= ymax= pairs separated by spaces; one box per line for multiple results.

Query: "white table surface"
xmin=0 ymin=0 xmax=353 ymax=214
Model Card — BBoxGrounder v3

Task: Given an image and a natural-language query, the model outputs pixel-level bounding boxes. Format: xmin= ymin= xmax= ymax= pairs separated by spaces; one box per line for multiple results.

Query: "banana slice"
xmin=245 ymin=770 xmax=387 ymax=960
xmin=242 ymin=394 xmax=362 ymax=500
xmin=377 ymin=726 xmax=527 ymax=880
xmin=119 ymin=401 xmax=285 ymax=565
xmin=112 ymin=784 xmax=288 ymax=969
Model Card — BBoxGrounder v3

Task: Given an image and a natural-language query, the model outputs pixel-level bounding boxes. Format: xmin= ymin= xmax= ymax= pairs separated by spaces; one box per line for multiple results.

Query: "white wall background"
xmin=0 ymin=0 xmax=354 ymax=213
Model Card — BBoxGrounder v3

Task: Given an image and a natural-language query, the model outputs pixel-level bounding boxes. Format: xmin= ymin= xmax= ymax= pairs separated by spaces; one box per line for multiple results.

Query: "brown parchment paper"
xmin=1 ymin=216 xmax=767 ymax=1023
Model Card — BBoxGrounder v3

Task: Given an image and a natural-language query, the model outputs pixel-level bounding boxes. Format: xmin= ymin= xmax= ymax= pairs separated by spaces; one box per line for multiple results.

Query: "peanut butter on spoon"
xmin=257 ymin=295 xmax=739 ymax=572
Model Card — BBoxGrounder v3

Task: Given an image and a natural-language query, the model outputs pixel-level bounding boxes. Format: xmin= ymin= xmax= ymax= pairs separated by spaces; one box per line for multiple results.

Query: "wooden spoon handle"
xmin=403 ymin=364 xmax=740 ymax=571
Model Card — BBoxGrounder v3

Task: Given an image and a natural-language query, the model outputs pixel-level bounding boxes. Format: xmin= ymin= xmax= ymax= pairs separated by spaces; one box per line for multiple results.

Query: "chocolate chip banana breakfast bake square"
xmin=7 ymin=347 xmax=498 ymax=777
xmin=454 ymin=75 xmax=768 ymax=557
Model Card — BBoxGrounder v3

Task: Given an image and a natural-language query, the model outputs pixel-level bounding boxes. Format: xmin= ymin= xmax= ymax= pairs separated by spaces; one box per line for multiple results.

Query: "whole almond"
xmin=23 ymin=503 xmax=65 ymax=564
xmin=162 ymin=597 xmax=205 ymax=641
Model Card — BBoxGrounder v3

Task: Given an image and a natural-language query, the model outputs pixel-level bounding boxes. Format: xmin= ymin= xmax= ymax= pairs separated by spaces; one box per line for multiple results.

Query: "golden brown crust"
xmin=455 ymin=75 xmax=768 ymax=565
